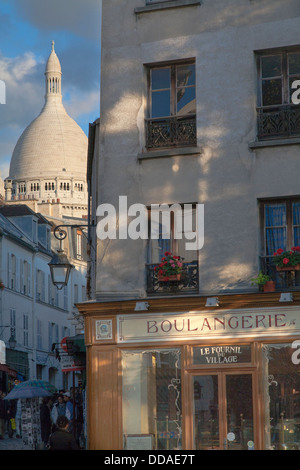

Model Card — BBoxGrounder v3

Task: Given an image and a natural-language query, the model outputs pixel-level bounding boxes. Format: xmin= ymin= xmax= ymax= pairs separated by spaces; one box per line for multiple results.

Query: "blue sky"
xmin=0 ymin=0 xmax=102 ymax=179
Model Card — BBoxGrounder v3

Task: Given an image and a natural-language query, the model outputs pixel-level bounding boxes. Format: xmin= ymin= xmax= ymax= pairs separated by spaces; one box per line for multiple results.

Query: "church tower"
xmin=5 ymin=42 xmax=88 ymax=219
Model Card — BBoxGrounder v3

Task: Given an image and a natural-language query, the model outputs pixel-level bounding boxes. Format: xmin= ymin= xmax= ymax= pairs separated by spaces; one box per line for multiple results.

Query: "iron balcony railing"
xmin=145 ymin=114 xmax=197 ymax=149
xmin=257 ymin=105 xmax=300 ymax=140
xmin=146 ymin=260 xmax=199 ymax=295
xmin=260 ymin=256 xmax=300 ymax=290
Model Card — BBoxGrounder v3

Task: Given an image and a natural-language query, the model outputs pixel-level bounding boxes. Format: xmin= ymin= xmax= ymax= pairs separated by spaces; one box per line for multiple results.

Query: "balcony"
xmin=145 ymin=115 xmax=197 ymax=149
xmin=146 ymin=260 xmax=199 ymax=295
xmin=260 ymin=256 xmax=300 ymax=290
xmin=257 ymin=105 xmax=300 ymax=140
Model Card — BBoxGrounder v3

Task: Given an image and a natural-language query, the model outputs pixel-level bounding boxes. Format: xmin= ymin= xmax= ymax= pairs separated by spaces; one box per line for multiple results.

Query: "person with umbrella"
xmin=4 ymin=380 xmax=57 ymax=449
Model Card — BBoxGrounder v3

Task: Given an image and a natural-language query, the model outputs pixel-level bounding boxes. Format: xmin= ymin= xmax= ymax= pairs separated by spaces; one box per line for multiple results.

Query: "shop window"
xmin=256 ymin=49 xmax=300 ymax=140
xmin=145 ymin=61 xmax=196 ymax=149
xmin=122 ymin=348 xmax=181 ymax=450
xmin=262 ymin=342 xmax=300 ymax=450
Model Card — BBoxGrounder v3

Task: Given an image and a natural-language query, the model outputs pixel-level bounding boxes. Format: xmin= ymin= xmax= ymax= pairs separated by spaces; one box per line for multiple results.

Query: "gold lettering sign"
xmin=118 ymin=307 xmax=299 ymax=343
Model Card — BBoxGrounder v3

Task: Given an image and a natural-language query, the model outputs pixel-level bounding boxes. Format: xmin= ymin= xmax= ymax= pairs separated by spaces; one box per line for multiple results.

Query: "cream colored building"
xmin=5 ymin=42 xmax=88 ymax=220
xmin=0 ymin=42 xmax=89 ymax=392
xmin=80 ymin=0 xmax=300 ymax=451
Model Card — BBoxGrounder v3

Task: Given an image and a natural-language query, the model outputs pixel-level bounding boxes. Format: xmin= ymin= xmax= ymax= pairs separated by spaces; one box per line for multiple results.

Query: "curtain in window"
xmin=149 ymin=220 xmax=171 ymax=264
xmin=265 ymin=204 xmax=286 ymax=255
xmin=293 ymin=202 xmax=300 ymax=245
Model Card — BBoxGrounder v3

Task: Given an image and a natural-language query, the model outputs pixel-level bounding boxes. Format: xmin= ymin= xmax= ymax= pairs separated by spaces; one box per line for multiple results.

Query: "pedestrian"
xmin=0 ymin=391 xmax=6 ymax=439
xmin=63 ymin=392 xmax=73 ymax=432
xmin=40 ymin=397 xmax=52 ymax=446
xmin=51 ymin=394 xmax=66 ymax=430
xmin=15 ymin=399 xmax=22 ymax=438
xmin=49 ymin=415 xmax=79 ymax=450
xmin=6 ymin=399 xmax=17 ymax=438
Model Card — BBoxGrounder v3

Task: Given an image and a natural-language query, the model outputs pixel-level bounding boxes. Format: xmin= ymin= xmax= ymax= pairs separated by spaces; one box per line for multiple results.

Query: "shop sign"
xmin=193 ymin=345 xmax=251 ymax=364
xmin=60 ymin=354 xmax=85 ymax=372
xmin=117 ymin=307 xmax=300 ymax=343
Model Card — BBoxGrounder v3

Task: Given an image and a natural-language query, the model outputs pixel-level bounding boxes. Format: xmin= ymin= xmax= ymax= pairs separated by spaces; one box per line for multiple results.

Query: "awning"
xmin=0 ymin=363 xmax=17 ymax=378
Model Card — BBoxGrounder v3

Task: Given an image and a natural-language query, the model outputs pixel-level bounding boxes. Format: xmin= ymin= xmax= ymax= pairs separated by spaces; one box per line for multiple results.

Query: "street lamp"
xmin=8 ymin=328 xmax=16 ymax=349
xmin=0 ymin=326 xmax=16 ymax=349
xmin=48 ymin=224 xmax=89 ymax=289
xmin=48 ymin=226 xmax=74 ymax=290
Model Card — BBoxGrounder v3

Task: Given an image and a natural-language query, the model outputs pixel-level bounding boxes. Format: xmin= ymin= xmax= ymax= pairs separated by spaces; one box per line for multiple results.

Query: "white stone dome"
xmin=9 ymin=42 xmax=88 ymax=181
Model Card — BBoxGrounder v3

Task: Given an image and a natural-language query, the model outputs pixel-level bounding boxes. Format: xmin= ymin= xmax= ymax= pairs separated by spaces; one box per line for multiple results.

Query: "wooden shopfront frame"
xmin=78 ymin=293 xmax=300 ymax=450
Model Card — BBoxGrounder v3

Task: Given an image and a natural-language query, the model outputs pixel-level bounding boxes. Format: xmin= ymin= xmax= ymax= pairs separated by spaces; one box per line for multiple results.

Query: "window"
xmin=146 ymin=61 xmax=196 ymax=149
xmin=63 ymin=286 xmax=68 ymax=310
xmin=23 ymin=314 xmax=29 ymax=347
xmin=122 ymin=349 xmax=182 ymax=450
xmin=146 ymin=203 xmax=199 ymax=294
xmin=37 ymin=319 xmax=42 ymax=350
xmin=262 ymin=343 xmax=300 ymax=450
xmin=256 ymin=49 xmax=300 ymax=140
xmin=36 ymin=269 xmax=45 ymax=302
xmin=147 ymin=203 xmax=198 ymax=263
xmin=76 ymin=230 xmax=83 ymax=259
xmin=74 ymin=284 xmax=78 ymax=305
xmin=261 ymin=198 xmax=300 ymax=256
xmin=260 ymin=198 xmax=300 ymax=288
xmin=9 ymin=308 xmax=16 ymax=329
xmin=48 ymin=322 xmax=58 ymax=351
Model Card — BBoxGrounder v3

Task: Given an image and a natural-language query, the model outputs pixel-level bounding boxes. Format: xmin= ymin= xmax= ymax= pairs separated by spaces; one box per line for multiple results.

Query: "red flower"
xmin=276 ymin=248 xmax=284 ymax=255
xmin=283 ymin=258 xmax=290 ymax=264
xmin=164 ymin=251 xmax=171 ymax=256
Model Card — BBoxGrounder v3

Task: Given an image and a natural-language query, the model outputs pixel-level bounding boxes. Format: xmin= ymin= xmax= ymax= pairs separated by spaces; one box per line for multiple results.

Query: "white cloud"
xmin=64 ymin=87 xmax=99 ymax=119
xmin=0 ymin=51 xmax=44 ymax=127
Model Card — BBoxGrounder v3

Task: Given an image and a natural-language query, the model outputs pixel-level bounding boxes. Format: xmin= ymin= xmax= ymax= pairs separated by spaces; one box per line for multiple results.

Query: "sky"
xmin=0 ymin=0 xmax=102 ymax=180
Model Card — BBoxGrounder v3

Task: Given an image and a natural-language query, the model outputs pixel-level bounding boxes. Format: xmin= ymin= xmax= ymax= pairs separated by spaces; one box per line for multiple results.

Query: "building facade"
xmin=0 ymin=41 xmax=89 ymax=392
xmin=78 ymin=0 xmax=300 ymax=450
xmin=0 ymin=204 xmax=87 ymax=391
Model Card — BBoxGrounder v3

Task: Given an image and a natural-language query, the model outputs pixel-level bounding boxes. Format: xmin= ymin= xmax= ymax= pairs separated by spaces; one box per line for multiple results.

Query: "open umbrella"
xmin=4 ymin=379 xmax=57 ymax=400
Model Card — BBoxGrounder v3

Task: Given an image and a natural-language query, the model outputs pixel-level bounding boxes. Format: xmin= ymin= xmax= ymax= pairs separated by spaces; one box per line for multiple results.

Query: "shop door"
xmin=192 ymin=371 xmax=255 ymax=450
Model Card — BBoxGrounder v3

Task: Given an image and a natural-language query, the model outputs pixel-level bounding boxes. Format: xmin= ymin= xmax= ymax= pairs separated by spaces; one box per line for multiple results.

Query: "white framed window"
xmin=23 ymin=314 xmax=29 ymax=347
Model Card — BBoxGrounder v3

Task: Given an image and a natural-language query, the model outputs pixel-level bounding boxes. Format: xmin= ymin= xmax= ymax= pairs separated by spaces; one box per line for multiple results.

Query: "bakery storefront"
xmin=78 ymin=295 xmax=300 ymax=451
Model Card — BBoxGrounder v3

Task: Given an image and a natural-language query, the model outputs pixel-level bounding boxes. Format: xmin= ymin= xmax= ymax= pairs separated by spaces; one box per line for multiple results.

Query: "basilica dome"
xmin=8 ymin=42 xmax=88 ymax=181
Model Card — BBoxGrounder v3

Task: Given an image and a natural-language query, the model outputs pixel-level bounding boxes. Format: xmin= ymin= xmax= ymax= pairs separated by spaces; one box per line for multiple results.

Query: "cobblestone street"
xmin=0 ymin=435 xmax=32 ymax=450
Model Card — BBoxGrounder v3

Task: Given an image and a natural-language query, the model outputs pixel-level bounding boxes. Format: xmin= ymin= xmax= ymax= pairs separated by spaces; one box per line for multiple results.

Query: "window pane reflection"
xmin=262 ymin=343 xmax=300 ymax=450
xmin=122 ymin=349 xmax=182 ymax=450
xmin=193 ymin=375 xmax=219 ymax=450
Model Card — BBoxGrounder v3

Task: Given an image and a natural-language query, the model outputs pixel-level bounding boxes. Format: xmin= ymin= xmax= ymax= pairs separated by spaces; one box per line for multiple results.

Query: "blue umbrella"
xmin=4 ymin=380 xmax=57 ymax=400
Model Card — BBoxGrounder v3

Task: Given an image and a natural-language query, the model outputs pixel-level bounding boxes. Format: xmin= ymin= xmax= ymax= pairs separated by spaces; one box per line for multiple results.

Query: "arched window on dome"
xmin=45 ymin=183 xmax=48 ymax=190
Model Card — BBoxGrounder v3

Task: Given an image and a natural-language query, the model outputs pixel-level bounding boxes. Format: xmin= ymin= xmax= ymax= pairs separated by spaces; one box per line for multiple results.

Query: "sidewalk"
xmin=0 ymin=435 xmax=32 ymax=450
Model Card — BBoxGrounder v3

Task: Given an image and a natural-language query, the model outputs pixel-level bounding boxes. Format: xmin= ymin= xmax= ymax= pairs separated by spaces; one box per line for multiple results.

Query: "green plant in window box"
xmin=251 ymin=271 xmax=275 ymax=292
